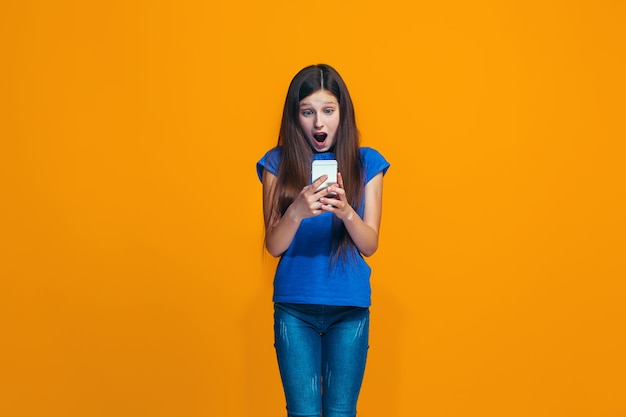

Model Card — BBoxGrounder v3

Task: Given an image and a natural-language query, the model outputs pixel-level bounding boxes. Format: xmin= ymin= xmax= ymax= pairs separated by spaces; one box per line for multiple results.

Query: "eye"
xmin=324 ymin=108 xmax=334 ymax=114
xmin=302 ymin=109 xmax=313 ymax=116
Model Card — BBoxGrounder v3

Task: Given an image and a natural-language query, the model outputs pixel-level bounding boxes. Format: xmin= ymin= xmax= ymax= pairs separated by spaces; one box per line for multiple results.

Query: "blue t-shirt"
xmin=256 ymin=147 xmax=390 ymax=307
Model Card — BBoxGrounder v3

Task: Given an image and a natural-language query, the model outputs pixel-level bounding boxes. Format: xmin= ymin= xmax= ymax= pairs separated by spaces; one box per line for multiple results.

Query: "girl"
xmin=256 ymin=64 xmax=389 ymax=417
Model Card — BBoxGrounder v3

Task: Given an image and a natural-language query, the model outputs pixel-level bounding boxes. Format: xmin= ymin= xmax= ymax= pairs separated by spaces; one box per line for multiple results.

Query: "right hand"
xmin=287 ymin=175 xmax=331 ymax=221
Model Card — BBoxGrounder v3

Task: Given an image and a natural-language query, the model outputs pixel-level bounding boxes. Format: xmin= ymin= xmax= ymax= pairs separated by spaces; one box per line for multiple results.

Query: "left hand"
xmin=320 ymin=172 xmax=355 ymax=221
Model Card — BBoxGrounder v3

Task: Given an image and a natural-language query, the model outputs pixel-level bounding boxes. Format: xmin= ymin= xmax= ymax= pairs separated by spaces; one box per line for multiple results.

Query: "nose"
xmin=314 ymin=112 xmax=324 ymax=129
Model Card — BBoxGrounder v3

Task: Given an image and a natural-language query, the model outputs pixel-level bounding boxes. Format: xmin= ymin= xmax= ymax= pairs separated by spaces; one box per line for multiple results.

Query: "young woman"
xmin=256 ymin=64 xmax=390 ymax=417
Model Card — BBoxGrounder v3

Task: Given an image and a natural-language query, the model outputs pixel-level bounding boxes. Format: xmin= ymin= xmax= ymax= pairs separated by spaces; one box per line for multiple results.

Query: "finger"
xmin=337 ymin=172 xmax=344 ymax=188
xmin=313 ymin=186 xmax=333 ymax=200
xmin=320 ymin=199 xmax=342 ymax=211
xmin=327 ymin=185 xmax=345 ymax=195
xmin=325 ymin=185 xmax=345 ymax=200
xmin=320 ymin=197 xmax=339 ymax=208
xmin=311 ymin=174 xmax=328 ymax=192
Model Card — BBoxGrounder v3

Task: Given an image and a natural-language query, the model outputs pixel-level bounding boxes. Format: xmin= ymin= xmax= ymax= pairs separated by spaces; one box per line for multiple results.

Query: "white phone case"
xmin=311 ymin=160 xmax=338 ymax=191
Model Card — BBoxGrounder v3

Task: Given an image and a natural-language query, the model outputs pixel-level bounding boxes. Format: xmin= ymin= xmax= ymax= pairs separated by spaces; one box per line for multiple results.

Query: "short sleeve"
xmin=256 ymin=147 xmax=283 ymax=182
xmin=360 ymin=147 xmax=390 ymax=183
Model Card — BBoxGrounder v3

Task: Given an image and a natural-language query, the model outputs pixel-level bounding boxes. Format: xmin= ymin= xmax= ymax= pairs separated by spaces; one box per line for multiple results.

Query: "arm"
xmin=262 ymin=169 xmax=330 ymax=257
xmin=321 ymin=171 xmax=384 ymax=257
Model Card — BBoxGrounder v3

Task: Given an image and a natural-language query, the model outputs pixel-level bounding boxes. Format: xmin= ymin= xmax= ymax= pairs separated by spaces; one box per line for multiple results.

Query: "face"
xmin=298 ymin=90 xmax=340 ymax=153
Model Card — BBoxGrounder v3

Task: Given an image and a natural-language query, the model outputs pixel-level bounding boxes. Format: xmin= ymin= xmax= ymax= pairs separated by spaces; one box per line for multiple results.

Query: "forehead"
xmin=299 ymin=90 xmax=338 ymax=106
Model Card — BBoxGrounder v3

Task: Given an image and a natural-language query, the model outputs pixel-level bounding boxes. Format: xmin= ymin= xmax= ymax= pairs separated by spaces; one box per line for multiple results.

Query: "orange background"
xmin=1 ymin=1 xmax=625 ymax=416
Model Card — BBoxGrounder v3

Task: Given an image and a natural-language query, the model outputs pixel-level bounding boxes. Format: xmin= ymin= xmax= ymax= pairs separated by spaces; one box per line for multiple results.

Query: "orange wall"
xmin=2 ymin=1 xmax=625 ymax=416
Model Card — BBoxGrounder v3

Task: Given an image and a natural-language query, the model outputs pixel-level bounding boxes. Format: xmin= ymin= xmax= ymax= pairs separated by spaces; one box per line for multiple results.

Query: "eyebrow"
xmin=299 ymin=101 xmax=338 ymax=107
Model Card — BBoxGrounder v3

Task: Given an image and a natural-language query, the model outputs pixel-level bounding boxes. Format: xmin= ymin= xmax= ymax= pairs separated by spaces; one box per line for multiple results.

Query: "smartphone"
xmin=312 ymin=160 xmax=338 ymax=191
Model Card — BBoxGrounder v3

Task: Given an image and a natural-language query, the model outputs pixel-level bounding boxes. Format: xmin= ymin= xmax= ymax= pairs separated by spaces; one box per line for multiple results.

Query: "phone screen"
xmin=311 ymin=160 xmax=338 ymax=191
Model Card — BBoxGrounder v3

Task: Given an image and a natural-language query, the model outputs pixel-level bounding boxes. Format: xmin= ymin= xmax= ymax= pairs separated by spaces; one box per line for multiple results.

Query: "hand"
xmin=287 ymin=175 xmax=333 ymax=221
xmin=320 ymin=172 xmax=354 ymax=221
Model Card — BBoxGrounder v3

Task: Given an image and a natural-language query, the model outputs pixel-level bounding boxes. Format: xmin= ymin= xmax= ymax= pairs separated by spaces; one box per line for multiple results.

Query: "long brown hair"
xmin=269 ymin=64 xmax=363 ymax=262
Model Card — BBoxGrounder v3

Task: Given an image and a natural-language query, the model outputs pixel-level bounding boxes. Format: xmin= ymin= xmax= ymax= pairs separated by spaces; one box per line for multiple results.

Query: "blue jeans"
xmin=274 ymin=303 xmax=370 ymax=417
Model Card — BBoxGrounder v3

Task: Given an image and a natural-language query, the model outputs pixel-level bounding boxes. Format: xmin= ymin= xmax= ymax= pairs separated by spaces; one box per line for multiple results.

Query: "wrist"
xmin=285 ymin=205 xmax=303 ymax=224
xmin=340 ymin=206 xmax=356 ymax=223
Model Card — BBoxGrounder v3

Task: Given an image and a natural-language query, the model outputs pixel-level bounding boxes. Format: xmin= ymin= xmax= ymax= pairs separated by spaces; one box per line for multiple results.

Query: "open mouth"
xmin=313 ymin=133 xmax=327 ymax=143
